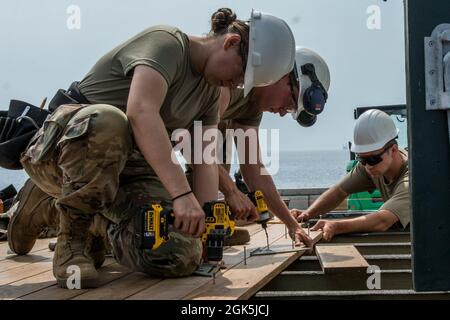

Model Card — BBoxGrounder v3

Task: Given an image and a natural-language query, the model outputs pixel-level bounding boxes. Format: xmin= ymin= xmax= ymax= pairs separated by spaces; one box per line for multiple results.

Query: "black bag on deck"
xmin=0 ymin=100 xmax=50 ymax=170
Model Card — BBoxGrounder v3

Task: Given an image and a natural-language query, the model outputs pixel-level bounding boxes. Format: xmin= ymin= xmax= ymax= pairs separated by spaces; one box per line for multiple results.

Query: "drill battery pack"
xmin=135 ymin=203 xmax=174 ymax=250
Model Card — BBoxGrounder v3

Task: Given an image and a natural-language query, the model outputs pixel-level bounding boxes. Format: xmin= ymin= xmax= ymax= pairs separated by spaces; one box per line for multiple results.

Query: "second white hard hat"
xmin=244 ymin=10 xmax=296 ymax=97
xmin=291 ymin=47 xmax=331 ymax=127
xmin=351 ymin=109 xmax=400 ymax=154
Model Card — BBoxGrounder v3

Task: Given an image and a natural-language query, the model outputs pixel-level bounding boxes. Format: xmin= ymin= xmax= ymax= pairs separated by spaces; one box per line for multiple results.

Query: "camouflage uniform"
xmin=20 ymin=104 xmax=202 ymax=277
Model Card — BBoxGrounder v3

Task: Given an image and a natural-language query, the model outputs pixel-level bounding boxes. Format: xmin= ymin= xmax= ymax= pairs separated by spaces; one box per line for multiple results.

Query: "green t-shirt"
xmin=78 ymin=25 xmax=219 ymax=132
xmin=338 ymin=149 xmax=410 ymax=229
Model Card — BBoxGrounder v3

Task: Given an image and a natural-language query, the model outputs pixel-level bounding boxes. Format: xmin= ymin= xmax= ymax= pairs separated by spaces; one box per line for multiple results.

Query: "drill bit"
xmin=244 ymin=246 xmax=247 ymax=265
xmin=263 ymin=222 xmax=269 ymax=250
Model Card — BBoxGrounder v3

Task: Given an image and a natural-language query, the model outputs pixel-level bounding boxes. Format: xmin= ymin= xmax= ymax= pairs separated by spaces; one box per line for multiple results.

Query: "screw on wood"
xmin=244 ymin=246 xmax=247 ymax=265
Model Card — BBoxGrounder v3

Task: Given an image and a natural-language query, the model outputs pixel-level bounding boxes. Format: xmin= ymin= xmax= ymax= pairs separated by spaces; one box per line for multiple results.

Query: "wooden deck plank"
xmin=0 ymin=249 xmax=53 ymax=273
xmin=184 ymin=229 xmax=322 ymax=300
xmin=0 ymin=270 xmax=55 ymax=300
xmin=4 ymin=225 xmax=262 ymax=300
xmin=19 ymin=259 xmax=129 ymax=300
xmin=3 ymin=223 xmax=320 ymax=300
xmin=0 ymin=238 xmax=55 ymax=260
xmin=126 ymin=224 xmax=281 ymax=300
xmin=315 ymin=245 xmax=369 ymax=274
xmin=72 ymin=273 xmax=162 ymax=300
xmin=128 ymin=226 xmax=321 ymax=300
xmin=49 ymin=224 xmax=262 ymax=300
xmin=1 ymin=257 xmax=115 ymax=300
xmin=0 ymin=258 xmax=53 ymax=286
xmin=25 ymin=224 xmax=261 ymax=300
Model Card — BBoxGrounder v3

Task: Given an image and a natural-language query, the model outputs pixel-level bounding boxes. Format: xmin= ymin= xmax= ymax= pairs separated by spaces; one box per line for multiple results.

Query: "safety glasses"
xmin=356 ymin=146 xmax=392 ymax=166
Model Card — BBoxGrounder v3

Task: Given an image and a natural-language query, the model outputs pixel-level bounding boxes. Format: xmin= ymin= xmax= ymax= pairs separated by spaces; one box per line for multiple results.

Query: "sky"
xmin=0 ymin=0 xmax=406 ymax=151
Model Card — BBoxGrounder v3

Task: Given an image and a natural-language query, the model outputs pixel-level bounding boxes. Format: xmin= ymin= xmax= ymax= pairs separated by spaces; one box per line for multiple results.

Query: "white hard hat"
xmin=291 ymin=47 xmax=331 ymax=127
xmin=244 ymin=10 xmax=296 ymax=97
xmin=351 ymin=109 xmax=400 ymax=153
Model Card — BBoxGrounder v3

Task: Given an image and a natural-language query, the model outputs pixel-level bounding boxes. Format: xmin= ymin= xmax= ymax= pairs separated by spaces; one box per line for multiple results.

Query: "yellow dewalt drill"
xmin=137 ymin=200 xmax=235 ymax=262
xmin=247 ymin=190 xmax=271 ymax=248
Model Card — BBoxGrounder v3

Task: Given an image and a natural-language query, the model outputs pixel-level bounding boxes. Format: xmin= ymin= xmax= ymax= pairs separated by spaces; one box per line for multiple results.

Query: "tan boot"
xmin=50 ymin=215 xmax=111 ymax=269
xmin=8 ymin=179 xmax=60 ymax=255
xmin=50 ymin=237 xmax=107 ymax=269
xmin=53 ymin=213 xmax=98 ymax=288
xmin=86 ymin=214 xmax=111 ymax=269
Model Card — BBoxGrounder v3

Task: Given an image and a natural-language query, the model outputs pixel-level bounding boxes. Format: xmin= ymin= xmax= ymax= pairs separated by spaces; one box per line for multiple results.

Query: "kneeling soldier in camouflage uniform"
xmin=7 ymin=9 xmax=297 ymax=288
xmin=8 ymin=9 xmax=254 ymax=288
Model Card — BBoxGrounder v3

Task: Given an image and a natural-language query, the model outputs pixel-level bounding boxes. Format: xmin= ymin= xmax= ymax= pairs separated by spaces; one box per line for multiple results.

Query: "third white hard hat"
xmin=244 ymin=10 xmax=296 ymax=97
xmin=351 ymin=109 xmax=400 ymax=153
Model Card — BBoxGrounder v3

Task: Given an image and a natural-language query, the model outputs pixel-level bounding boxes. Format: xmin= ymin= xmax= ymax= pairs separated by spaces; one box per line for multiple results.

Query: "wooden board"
xmin=0 ymin=258 xmax=53 ymax=286
xmin=1 ymin=224 xmax=322 ymax=300
xmin=19 ymin=224 xmax=269 ymax=300
xmin=0 ymin=238 xmax=55 ymax=260
xmin=0 ymin=249 xmax=53 ymax=273
xmin=315 ymin=245 xmax=369 ymax=274
xmin=72 ymin=273 xmax=162 ymax=300
xmin=19 ymin=260 xmax=129 ymax=300
xmin=183 ymin=228 xmax=322 ymax=300
xmin=127 ymin=224 xmax=282 ymax=300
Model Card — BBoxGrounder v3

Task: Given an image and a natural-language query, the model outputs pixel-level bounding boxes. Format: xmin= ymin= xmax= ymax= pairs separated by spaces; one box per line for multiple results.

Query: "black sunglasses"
xmin=356 ymin=145 xmax=392 ymax=166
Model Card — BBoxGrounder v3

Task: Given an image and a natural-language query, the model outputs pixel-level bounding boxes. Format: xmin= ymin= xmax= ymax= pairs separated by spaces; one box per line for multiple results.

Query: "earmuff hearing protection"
xmin=294 ymin=63 xmax=328 ymax=127
xmin=301 ymin=63 xmax=328 ymax=116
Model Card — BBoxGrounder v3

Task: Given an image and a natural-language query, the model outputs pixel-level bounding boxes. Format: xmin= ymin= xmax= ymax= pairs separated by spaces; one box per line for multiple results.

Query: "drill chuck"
xmin=248 ymin=190 xmax=271 ymax=224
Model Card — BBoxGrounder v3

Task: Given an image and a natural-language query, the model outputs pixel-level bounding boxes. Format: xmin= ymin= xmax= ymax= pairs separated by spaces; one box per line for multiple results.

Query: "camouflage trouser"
xmin=20 ymin=104 xmax=202 ymax=277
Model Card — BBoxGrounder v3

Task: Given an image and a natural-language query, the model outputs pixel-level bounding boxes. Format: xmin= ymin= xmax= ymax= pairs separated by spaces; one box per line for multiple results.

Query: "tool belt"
xmin=0 ymin=100 xmax=50 ymax=169
xmin=0 ymin=81 xmax=90 ymax=170
xmin=48 ymin=81 xmax=90 ymax=112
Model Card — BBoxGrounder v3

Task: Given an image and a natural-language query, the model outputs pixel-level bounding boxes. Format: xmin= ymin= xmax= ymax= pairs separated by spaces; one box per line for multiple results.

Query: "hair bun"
xmin=211 ymin=8 xmax=237 ymax=33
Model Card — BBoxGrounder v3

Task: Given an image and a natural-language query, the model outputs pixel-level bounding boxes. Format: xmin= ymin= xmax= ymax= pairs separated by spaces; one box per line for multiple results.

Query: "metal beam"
xmin=328 ymin=232 xmax=410 ymax=244
xmin=263 ymin=270 xmax=412 ymax=291
xmin=287 ymin=254 xmax=411 ymax=271
xmin=253 ymin=290 xmax=450 ymax=300
xmin=405 ymin=0 xmax=450 ymax=291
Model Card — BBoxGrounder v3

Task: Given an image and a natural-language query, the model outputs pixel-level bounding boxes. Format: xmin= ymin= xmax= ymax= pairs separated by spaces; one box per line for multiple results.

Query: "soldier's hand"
xmin=172 ymin=193 xmax=205 ymax=238
xmin=288 ymin=225 xmax=313 ymax=249
xmin=291 ymin=208 xmax=310 ymax=223
xmin=226 ymin=189 xmax=258 ymax=222
xmin=311 ymin=220 xmax=337 ymax=242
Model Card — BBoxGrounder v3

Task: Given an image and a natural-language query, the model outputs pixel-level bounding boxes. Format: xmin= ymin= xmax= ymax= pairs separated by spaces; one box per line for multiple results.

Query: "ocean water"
xmin=264 ymin=150 xmax=349 ymax=189
xmin=0 ymin=150 xmax=350 ymax=192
